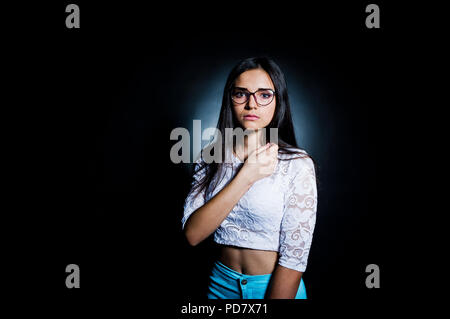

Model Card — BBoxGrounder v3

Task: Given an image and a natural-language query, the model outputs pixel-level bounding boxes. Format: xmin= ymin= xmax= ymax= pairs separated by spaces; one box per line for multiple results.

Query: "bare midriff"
xmin=218 ymin=244 xmax=279 ymax=275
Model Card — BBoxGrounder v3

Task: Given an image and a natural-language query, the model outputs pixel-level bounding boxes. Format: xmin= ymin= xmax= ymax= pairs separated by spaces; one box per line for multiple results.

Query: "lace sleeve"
xmin=181 ymin=158 xmax=207 ymax=230
xmin=278 ymin=156 xmax=318 ymax=272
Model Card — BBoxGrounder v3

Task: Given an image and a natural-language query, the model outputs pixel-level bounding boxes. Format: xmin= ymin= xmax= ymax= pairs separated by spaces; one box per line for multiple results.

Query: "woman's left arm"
xmin=267 ymin=156 xmax=318 ymax=299
xmin=267 ymin=265 xmax=303 ymax=299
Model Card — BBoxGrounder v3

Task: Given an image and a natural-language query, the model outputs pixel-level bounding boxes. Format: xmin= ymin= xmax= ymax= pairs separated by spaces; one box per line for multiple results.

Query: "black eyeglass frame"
xmin=230 ymin=88 xmax=276 ymax=106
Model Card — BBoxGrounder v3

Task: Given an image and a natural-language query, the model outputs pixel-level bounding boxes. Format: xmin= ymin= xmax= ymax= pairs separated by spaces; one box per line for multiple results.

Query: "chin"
xmin=242 ymin=124 xmax=262 ymax=130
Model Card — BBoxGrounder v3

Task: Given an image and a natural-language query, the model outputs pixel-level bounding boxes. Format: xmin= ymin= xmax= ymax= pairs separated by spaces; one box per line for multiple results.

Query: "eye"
xmin=232 ymin=89 xmax=247 ymax=98
xmin=259 ymin=90 xmax=274 ymax=99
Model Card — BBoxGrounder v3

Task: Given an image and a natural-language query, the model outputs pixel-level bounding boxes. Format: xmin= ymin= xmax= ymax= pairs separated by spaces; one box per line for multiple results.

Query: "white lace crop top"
xmin=181 ymin=148 xmax=318 ymax=273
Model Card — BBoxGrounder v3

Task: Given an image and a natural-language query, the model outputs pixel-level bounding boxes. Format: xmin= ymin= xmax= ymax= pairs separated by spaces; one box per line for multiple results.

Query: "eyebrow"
xmin=234 ymin=86 xmax=274 ymax=91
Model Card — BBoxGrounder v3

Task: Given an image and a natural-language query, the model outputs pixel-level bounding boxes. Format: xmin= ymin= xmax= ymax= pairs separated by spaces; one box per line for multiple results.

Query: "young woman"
xmin=181 ymin=56 xmax=318 ymax=299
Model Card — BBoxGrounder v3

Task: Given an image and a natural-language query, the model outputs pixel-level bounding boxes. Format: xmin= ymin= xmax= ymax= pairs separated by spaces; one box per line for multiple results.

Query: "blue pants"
xmin=207 ymin=260 xmax=307 ymax=299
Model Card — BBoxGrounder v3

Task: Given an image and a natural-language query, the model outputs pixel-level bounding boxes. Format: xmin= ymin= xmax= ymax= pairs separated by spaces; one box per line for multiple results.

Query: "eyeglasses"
xmin=231 ymin=87 xmax=276 ymax=106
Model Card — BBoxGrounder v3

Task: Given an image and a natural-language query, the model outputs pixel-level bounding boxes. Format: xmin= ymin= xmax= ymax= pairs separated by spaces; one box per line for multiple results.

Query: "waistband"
xmin=213 ymin=260 xmax=272 ymax=282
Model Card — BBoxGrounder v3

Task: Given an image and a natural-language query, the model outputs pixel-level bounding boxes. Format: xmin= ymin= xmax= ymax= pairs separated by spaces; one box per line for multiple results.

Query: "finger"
xmin=248 ymin=144 xmax=269 ymax=163
xmin=255 ymin=143 xmax=272 ymax=155
xmin=266 ymin=143 xmax=278 ymax=154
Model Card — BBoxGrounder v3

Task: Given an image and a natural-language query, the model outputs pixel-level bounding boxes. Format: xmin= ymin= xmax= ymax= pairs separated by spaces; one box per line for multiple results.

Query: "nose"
xmin=246 ymin=94 xmax=258 ymax=109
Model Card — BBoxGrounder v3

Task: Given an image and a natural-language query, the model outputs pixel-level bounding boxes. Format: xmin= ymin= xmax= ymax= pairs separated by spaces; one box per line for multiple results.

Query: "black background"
xmin=5 ymin=0 xmax=433 ymax=315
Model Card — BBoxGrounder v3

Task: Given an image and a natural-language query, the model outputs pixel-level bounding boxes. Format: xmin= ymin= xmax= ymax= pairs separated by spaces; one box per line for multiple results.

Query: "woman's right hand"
xmin=240 ymin=143 xmax=279 ymax=185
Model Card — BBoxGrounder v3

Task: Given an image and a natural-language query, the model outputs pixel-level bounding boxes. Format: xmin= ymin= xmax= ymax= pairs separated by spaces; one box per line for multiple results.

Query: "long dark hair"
xmin=192 ymin=56 xmax=314 ymax=200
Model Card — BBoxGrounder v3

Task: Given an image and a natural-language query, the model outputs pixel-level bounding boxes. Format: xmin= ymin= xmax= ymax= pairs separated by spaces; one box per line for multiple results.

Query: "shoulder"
xmin=278 ymin=147 xmax=315 ymax=177
xmin=191 ymin=154 xmax=209 ymax=179
xmin=193 ymin=154 xmax=205 ymax=166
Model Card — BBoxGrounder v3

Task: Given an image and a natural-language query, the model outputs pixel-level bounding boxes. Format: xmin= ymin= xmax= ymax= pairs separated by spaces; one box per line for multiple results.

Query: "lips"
xmin=244 ymin=114 xmax=259 ymax=120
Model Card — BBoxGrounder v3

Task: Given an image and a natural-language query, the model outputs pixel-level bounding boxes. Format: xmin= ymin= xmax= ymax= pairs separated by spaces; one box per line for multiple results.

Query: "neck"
xmin=245 ymin=129 xmax=264 ymax=149
xmin=235 ymin=129 xmax=265 ymax=160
